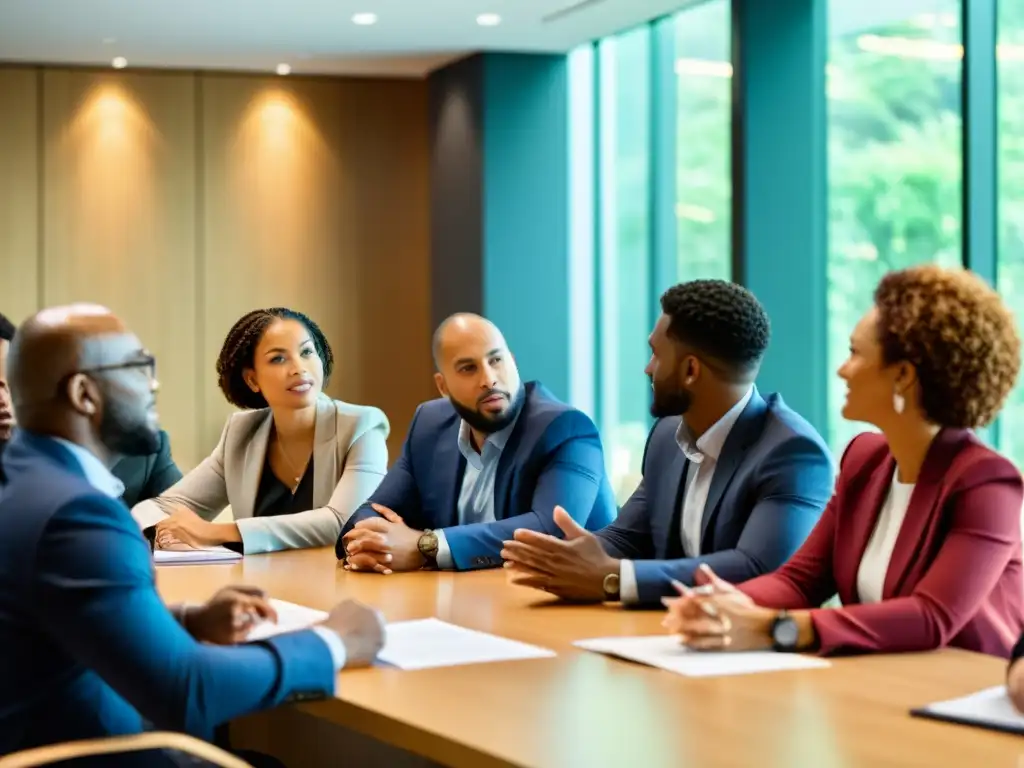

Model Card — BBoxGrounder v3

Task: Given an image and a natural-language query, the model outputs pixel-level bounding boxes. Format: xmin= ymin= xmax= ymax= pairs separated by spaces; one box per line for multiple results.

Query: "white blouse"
xmin=855 ymin=471 xmax=916 ymax=604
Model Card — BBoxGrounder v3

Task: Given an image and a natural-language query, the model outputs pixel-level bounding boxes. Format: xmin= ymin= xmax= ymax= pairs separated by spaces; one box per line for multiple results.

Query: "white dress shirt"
xmin=855 ymin=470 xmax=915 ymax=604
xmin=54 ymin=437 xmax=347 ymax=669
xmin=434 ymin=413 xmax=521 ymax=569
xmin=619 ymin=387 xmax=753 ymax=604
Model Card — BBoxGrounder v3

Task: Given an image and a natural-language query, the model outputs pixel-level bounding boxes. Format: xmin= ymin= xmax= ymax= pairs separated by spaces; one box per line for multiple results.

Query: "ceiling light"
xmin=476 ymin=13 xmax=501 ymax=26
xmin=352 ymin=12 xmax=378 ymax=25
xmin=111 ymin=56 xmax=127 ymax=69
xmin=276 ymin=63 xmax=291 ymax=76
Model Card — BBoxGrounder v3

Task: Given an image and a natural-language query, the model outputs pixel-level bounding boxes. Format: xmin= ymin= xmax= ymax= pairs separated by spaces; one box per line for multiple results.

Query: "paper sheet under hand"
xmin=245 ymin=599 xmax=328 ymax=642
xmin=574 ymin=635 xmax=831 ymax=677
xmin=378 ymin=618 xmax=556 ymax=670
xmin=153 ymin=546 xmax=242 ymax=566
xmin=911 ymin=686 xmax=1024 ymax=735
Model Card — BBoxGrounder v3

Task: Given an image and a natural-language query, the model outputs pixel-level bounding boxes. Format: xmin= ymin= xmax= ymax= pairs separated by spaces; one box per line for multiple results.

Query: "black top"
xmin=224 ymin=456 xmax=314 ymax=555
xmin=254 ymin=455 xmax=315 ymax=518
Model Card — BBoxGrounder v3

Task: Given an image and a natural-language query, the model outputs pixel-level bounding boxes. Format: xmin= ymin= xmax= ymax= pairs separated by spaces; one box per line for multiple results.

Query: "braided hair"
xmin=660 ymin=280 xmax=770 ymax=382
xmin=216 ymin=308 xmax=334 ymax=409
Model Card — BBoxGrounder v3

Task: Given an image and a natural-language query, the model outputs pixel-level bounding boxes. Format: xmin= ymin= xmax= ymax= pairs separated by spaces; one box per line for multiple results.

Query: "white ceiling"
xmin=0 ymin=0 xmax=707 ymax=78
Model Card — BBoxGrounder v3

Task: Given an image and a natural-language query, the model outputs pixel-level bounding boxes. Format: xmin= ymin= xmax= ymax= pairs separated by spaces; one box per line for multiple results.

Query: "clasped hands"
xmin=661 ymin=564 xmax=777 ymax=651
xmin=341 ymin=504 xmax=426 ymax=574
xmin=182 ymin=585 xmax=386 ymax=667
xmin=155 ymin=506 xmax=240 ymax=550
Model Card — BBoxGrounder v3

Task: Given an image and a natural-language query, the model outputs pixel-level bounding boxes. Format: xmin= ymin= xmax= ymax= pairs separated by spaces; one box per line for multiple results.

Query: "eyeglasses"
xmin=78 ymin=354 xmax=157 ymax=382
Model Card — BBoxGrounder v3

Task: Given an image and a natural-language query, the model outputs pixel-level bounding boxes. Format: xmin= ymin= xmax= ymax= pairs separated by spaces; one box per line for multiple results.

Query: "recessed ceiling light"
xmin=276 ymin=63 xmax=291 ymax=76
xmin=111 ymin=56 xmax=127 ymax=69
xmin=352 ymin=12 xmax=378 ymax=25
xmin=476 ymin=13 xmax=501 ymax=26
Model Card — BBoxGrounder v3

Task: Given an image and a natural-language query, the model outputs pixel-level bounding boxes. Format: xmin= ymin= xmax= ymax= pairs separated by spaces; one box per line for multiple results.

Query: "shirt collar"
xmin=675 ymin=386 xmax=754 ymax=465
xmin=51 ymin=437 xmax=125 ymax=499
xmin=457 ymin=408 xmax=522 ymax=468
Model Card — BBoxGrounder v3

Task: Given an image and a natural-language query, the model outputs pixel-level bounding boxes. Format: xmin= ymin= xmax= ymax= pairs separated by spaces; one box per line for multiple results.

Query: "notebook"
xmin=911 ymin=686 xmax=1024 ymax=735
xmin=153 ymin=546 xmax=242 ymax=566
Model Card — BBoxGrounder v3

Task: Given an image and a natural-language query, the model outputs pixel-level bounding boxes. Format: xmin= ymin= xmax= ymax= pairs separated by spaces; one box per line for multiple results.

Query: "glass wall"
xmin=596 ymin=27 xmax=653 ymax=501
xmin=826 ymin=0 xmax=963 ymax=453
xmin=674 ymin=0 xmax=732 ymax=282
xmin=998 ymin=1 xmax=1024 ymax=467
xmin=586 ymin=1 xmax=734 ymax=502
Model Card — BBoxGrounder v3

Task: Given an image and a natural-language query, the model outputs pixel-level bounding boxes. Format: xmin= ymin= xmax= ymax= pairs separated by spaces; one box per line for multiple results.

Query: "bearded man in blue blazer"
xmin=502 ymin=280 xmax=835 ymax=606
xmin=339 ymin=313 xmax=616 ymax=573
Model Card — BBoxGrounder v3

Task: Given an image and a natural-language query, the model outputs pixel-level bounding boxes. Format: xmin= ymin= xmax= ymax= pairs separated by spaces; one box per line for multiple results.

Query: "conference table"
xmin=157 ymin=547 xmax=1023 ymax=767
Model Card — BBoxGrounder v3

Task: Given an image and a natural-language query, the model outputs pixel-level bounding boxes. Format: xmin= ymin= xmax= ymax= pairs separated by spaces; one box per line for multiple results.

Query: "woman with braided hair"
xmin=131 ymin=307 xmax=390 ymax=554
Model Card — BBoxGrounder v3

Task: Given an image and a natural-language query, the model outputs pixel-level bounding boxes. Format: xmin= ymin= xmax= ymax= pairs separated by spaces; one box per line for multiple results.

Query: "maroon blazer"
xmin=740 ymin=429 xmax=1024 ymax=657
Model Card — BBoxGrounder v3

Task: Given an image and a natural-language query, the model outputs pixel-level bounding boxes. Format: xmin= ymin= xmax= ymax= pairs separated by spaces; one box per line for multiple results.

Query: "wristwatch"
xmin=418 ymin=529 xmax=439 ymax=569
xmin=602 ymin=571 xmax=621 ymax=602
xmin=771 ymin=609 xmax=799 ymax=652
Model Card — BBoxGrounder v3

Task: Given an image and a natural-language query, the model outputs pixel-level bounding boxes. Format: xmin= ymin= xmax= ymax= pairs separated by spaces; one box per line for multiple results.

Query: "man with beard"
xmin=338 ymin=312 xmax=616 ymax=573
xmin=501 ymin=280 xmax=834 ymax=606
xmin=0 ymin=309 xmax=183 ymax=501
xmin=0 ymin=304 xmax=386 ymax=764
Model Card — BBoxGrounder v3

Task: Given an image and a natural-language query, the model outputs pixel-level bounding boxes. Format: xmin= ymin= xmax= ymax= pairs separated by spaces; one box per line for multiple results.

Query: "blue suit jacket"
xmin=338 ymin=381 xmax=616 ymax=570
xmin=0 ymin=431 xmax=335 ymax=762
xmin=597 ymin=390 xmax=834 ymax=605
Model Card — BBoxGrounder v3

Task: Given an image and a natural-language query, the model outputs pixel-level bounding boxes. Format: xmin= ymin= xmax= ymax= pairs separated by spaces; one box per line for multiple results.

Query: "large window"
xmin=998 ymin=2 xmax=1024 ymax=467
xmin=594 ymin=2 xmax=733 ymax=502
xmin=674 ymin=0 xmax=732 ymax=282
xmin=826 ymin=0 xmax=963 ymax=453
xmin=597 ymin=27 xmax=653 ymax=502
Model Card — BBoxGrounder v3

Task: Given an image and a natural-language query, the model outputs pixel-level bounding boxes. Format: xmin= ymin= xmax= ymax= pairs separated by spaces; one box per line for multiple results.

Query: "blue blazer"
xmin=597 ymin=390 xmax=834 ymax=605
xmin=338 ymin=381 xmax=616 ymax=570
xmin=0 ymin=431 xmax=335 ymax=761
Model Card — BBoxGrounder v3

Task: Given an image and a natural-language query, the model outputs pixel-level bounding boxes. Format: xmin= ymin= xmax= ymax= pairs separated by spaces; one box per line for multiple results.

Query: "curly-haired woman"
xmin=132 ymin=308 xmax=389 ymax=554
xmin=663 ymin=264 xmax=1024 ymax=658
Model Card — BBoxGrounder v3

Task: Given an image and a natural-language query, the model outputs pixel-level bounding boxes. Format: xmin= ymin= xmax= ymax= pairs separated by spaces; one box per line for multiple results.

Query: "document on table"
xmin=246 ymin=599 xmax=328 ymax=642
xmin=911 ymin=686 xmax=1024 ymax=735
xmin=379 ymin=618 xmax=555 ymax=670
xmin=153 ymin=545 xmax=242 ymax=566
xmin=574 ymin=635 xmax=831 ymax=677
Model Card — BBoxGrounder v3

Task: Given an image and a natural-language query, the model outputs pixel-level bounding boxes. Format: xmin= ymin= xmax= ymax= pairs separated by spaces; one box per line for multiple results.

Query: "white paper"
xmin=919 ymin=686 xmax=1024 ymax=732
xmin=574 ymin=634 xmax=831 ymax=677
xmin=153 ymin=546 xmax=242 ymax=566
xmin=379 ymin=618 xmax=556 ymax=670
xmin=245 ymin=599 xmax=328 ymax=641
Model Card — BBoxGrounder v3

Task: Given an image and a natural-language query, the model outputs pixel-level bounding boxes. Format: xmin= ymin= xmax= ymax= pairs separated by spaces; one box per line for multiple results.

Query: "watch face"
xmin=773 ymin=618 xmax=799 ymax=648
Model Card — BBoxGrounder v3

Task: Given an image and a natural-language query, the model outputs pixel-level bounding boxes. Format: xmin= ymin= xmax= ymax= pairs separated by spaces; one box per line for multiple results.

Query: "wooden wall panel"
xmin=200 ymin=75 xmax=433 ymax=458
xmin=0 ymin=68 xmax=40 ymax=327
xmin=0 ymin=66 xmax=430 ymax=472
xmin=41 ymin=70 xmax=200 ymax=468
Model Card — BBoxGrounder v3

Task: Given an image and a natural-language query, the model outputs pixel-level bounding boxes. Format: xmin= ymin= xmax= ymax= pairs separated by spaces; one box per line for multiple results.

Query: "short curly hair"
xmin=660 ymin=280 xmax=771 ymax=380
xmin=874 ymin=264 xmax=1020 ymax=429
xmin=216 ymin=308 xmax=334 ymax=410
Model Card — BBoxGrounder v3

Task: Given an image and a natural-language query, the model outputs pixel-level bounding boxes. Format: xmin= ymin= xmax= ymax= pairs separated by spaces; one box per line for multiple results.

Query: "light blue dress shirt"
xmin=434 ymin=411 xmax=521 ymax=569
xmin=53 ymin=437 xmax=347 ymax=669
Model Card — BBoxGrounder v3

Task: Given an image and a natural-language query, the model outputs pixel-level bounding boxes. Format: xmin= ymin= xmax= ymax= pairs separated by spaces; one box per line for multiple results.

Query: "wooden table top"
xmin=157 ymin=547 xmax=1024 ymax=768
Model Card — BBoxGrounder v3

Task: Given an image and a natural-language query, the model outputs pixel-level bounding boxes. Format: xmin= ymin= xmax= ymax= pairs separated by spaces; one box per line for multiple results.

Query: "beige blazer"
xmin=131 ymin=394 xmax=389 ymax=554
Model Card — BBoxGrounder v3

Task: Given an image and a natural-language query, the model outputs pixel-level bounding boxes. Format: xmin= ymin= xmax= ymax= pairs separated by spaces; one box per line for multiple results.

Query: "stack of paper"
xmin=911 ymin=686 xmax=1024 ymax=735
xmin=153 ymin=546 xmax=242 ymax=566
xmin=242 ymin=601 xmax=556 ymax=669
xmin=574 ymin=635 xmax=831 ymax=677
xmin=379 ymin=617 xmax=555 ymax=670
